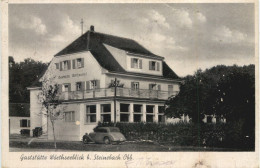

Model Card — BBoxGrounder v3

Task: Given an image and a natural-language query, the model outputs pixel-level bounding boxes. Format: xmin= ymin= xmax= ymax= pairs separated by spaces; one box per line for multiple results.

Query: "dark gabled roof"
xmin=54 ymin=30 xmax=179 ymax=80
xmin=55 ymin=31 xmax=160 ymax=58
xmin=162 ymin=61 xmax=179 ymax=79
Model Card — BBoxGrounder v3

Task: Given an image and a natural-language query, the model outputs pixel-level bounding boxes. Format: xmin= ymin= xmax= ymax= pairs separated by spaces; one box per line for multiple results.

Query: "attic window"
xmin=149 ymin=61 xmax=156 ymax=70
xmin=149 ymin=61 xmax=160 ymax=71
xmin=131 ymin=58 xmax=142 ymax=69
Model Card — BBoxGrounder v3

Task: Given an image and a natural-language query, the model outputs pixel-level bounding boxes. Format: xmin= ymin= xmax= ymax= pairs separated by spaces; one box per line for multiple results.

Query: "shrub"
xmin=96 ymin=121 xmax=253 ymax=150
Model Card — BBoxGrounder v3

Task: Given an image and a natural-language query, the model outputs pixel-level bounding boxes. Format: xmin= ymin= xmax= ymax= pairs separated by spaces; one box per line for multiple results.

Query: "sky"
xmin=9 ymin=3 xmax=255 ymax=77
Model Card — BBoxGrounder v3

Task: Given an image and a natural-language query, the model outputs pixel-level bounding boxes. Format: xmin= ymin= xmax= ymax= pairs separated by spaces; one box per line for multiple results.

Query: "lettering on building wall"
xmin=72 ymin=73 xmax=87 ymax=77
xmin=58 ymin=73 xmax=87 ymax=79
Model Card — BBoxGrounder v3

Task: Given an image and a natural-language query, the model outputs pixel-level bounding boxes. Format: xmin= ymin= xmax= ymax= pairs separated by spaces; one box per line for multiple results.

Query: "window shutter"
xmin=86 ymin=81 xmax=90 ymax=90
xmin=157 ymin=85 xmax=161 ymax=91
xmin=131 ymin=58 xmax=134 ymax=68
xmin=60 ymin=62 xmax=63 ymax=71
xmin=131 ymin=82 xmax=134 ymax=89
xmin=81 ymin=81 xmax=85 ymax=91
xmin=68 ymin=60 xmax=71 ymax=70
xmin=20 ymin=120 xmax=22 ymax=127
xmin=157 ymin=62 xmax=160 ymax=71
xmin=81 ymin=58 xmax=84 ymax=68
xmin=149 ymin=84 xmax=153 ymax=90
xmin=96 ymin=80 xmax=100 ymax=89
xmin=28 ymin=120 xmax=30 ymax=127
xmin=139 ymin=59 xmax=142 ymax=69
xmin=149 ymin=61 xmax=152 ymax=70
xmin=73 ymin=60 xmax=76 ymax=69
xmin=68 ymin=83 xmax=71 ymax=91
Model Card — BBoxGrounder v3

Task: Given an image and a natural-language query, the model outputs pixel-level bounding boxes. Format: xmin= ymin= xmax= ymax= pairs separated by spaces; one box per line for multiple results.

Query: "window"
xmin=149 ymin=84 xmax=157 ymax=90
xmin=149 ymin=61 xmax=160 ymax=71
xmin=146 ymin=105 xmax=154 ymax=122
xmin=55 ymin=63 xmax=59 ymax=69
xmin=63 ymin=60 xmax=70 ymax=70
xmin=149 ymin=61 xmax=156 ymax=70
xmin=134 ymin=104 xmax=142 ymax=122
xmin=90 ymin=80 xmax=97 ymax=89
xmin=86 ymin=105 xmax=96 ymax=123
xmin=76 ymin=82 xmax=82 ymax=91
xmin=120 ymin=104 xmax=130 ymax=122
xmin=20 ymin=119 xmax=30 ymax=127
xmin=149 ymin=84 xmax=161 ymax=91
xmin=64 ymin=111 xmax=75 ymax=122
xmin=131 ymin=82 xmax=139 ymax=90
xmin=131 ymin=58 xmax=142 ymax=69
xmin=62 ymin=84 xmax=70 ymax=92
xmin=73 ymin=58 xmax=84 ymax=69
xmin=158 ymin=106 xmax=165 ymax=123
xmin=77 ymin=58 xmax=83 ymax=68
xmin=101 ymin=104 xmax=111 ymax=122
xmin=168 ymin=85 xmax=174 ymax=96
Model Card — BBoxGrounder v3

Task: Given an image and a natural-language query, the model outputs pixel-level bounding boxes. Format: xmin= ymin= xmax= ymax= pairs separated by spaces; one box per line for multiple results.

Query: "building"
xmin=28 ymin=26 xmax=183 ymax=141
xmin=9 ymin=103 xmax=30 ymax=135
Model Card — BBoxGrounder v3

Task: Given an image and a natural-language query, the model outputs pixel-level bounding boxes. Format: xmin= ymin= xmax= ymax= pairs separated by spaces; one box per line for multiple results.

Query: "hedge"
xmin=97 ymin=121 xmax=254 ymax=150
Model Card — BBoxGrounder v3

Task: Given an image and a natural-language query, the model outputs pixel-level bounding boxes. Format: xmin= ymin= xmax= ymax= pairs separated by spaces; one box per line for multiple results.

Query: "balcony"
xmin=57 ymin=88 xmax=179 ymax=101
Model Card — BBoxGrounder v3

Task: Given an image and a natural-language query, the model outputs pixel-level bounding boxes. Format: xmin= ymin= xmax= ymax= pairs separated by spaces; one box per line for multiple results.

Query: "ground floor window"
xmin=120 ymin=103 xmax=130 ymax=122
xmin=20 ymin=119 xmax=30 ymax=127
xmin=86 ymin=105 xmax=96 ymax=123
xmin=101 ymin=104 xmax=111 ymax=122
xmin=146 ymin=105 xmax=154 ymax=122
xmin=133 ymin=104 xmax=142 ymax=122
xmin=64 ymin=111 xmax=75 ymax=122
xmin=158 ymin=106 xmax=165 ymax=123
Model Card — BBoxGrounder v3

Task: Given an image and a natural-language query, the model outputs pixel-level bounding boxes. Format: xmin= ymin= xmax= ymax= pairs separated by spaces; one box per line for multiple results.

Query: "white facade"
xmin=28 ymin=30 xmax=182 ymax=141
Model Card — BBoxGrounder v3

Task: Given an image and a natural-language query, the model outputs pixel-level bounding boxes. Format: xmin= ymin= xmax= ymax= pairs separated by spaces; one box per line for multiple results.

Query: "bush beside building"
xmin=97 ymin=121 xmax=254 ymax=150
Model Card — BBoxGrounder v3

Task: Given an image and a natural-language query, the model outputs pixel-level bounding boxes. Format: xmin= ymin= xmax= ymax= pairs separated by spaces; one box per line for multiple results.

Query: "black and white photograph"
xmin=2 ymin=1 xmax=259 ymax=168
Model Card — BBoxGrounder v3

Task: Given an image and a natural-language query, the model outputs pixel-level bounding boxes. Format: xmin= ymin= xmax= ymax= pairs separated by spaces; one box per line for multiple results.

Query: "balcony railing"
xmin=57 ymin=88 xmax=179 ymax=101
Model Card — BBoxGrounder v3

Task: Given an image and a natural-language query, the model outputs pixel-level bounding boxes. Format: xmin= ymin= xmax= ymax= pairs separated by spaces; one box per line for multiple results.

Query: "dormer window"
xmin=149 ymin=61 xmax=160 ymax=71
xmin=131 ymin=58 xmax=142 ymax=69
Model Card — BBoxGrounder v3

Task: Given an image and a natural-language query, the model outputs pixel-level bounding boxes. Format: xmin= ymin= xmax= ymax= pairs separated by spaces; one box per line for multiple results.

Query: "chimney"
xmin=90 ymin=25 xmax=94 ymax=31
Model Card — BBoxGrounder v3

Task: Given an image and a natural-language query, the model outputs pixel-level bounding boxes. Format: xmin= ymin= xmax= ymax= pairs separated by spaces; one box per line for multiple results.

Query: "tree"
xmin=37 ymin=76 xmax=63 ymax=149
xmin=215 ymin=65 xmax=255 ymax=145
xmin=9 ymin=57 xmax=48 ymax=103
xmin=165 ymin=65 xmax=255 ymax=124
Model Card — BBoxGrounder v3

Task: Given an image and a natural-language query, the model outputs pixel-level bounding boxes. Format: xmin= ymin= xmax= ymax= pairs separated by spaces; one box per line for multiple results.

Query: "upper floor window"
xmin=149 ymin=61 xmax=160 ymax=71
xmin=62 ymin=83 xmax=71 ymax=92
xmin=149 ymin=84 xmax=161 ymax=91
xmin=72 ymin=58 xmax=84 ymax=69
xmin=131 ymin=58 xmax=142 ymax=69
xmin=62 ymin=60 xmax=71 ymax=71
xmin=77 ymin=58 xmax=83 ymax=68
xmin=131 ymin=82 xmax=139 ymax=90
xmin=55 ymin=63 xmax=59 ymax=69
xmin=76 ymin=82 xmax=82 ymax=91
xmin=86 ymin=80 xmax=100 ymax=90
xmin=91 ymin=80 xmax=97 ymax=89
